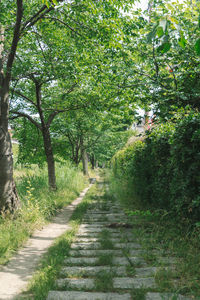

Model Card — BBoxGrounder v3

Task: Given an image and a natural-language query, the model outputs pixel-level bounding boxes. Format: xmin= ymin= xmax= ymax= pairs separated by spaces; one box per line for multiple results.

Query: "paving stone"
xmin=129 ymin=249 xmax=144 ymax=256
xmin=82 ymin=217 xmax=101 ymax=219
xmin=135 ymin=267 xmax=159 ymax=277
xmin=78 ymin=228 xmax=120 ymax=233
xmin=60 ymin=266 xmax=126 ymax=277
xmin=69 ymin=249 xmax=122 ymax=257
xmin=56 ymin=278 xmax=95 ymax=290
xmin=106 ymin=213 xmax=127 ymax=217
xmin=145 ymin=292 xmax=192 ymax=300
xmin=75 ymin=237 xmax=99 ymax=243
xmin=106 ymin=218 xmax=128 ymax=222
xmin=113 ymin=257 xmax=146 ymax=266
xmin=76 ymin=232 xmax=100 ymax=237
xmin=81 ymin=222 xmax=109 ymax=225
xmin=114 ymin=243 xmax=142 ymax=249
xmin=85 ymin=212 xmax=108 ymax=215
xmin=158 ymin=257 xmax=177 ymax=265
xmin=64 ymin=256 xmax=145 ymax=266
xmin=82 ymin=220 xmax=108 ymax=223
xmin=108 ymin=232 xmax=133 ymax=238
xmin=83 ymin=215 xmax=108 ymax=219
xmin=47 ymin=291 xmax=132 ymax=300
xmin=111 ymin=238 xmax=131 ymax=243
xmin=64 ymin=257 xmax=97 ymax=265
xmin=79 ymin=224 xmax=105 ymax=229
xmin=113 ymin=277 xmax=156 ymax=289
xmin=70 ymin=242 xmax=101 ymax=250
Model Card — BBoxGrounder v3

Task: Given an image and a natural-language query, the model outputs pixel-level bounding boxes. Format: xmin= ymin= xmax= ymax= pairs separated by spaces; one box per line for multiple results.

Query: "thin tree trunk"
xmin=91 ymin=153 xmax=95 ymax=169
xmin=42 ymin=127 xmax=57 ymax=190
xmin=35 ymin=82 xmax=57 ymax=190
xmin=95 ymin=160 xmax=98 ymax=168
xmin=82 ymin=149 xmax=89 ymax=176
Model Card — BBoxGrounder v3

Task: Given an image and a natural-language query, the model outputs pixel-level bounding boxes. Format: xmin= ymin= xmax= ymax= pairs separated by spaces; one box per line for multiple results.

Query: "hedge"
xmin=111 ymin=110 xmax=200 ymax=222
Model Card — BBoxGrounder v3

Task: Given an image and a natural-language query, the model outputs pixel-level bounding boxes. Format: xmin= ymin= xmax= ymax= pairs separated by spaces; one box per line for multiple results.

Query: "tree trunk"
xmin=0 ymin=84 xmax=19 ymax=213
xmin=0 ymin=1 xmax=23 ymax=213
xmin=42 ymin=128 xmax=57 ymax=190
xmin=82 ymin=149 xmax=89 ymax=176
xmin=91 ymin=153 xmax=95 ymax=169
xmin=95 ymin=160 xmax=98 ymax=168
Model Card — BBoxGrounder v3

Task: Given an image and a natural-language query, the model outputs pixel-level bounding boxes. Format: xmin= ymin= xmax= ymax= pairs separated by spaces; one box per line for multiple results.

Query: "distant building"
xmin=132 ymin=118 xmax=145 ymax=134
xmin=132 ymin=112 xmax=154 ymax=134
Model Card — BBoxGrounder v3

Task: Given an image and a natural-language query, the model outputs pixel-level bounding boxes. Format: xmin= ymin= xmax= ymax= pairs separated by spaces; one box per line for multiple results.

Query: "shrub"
xmin=111 ymin=110 xmax=200 ymax=223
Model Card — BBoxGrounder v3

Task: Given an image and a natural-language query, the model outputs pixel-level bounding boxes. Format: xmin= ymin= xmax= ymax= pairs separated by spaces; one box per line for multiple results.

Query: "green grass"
xmin=107 ymin=170 xmax=200 ymax=299
xmin=19 ymin=184 xmax=97 ymax=300
xmin=97 ymin=253 xmax=113 ymax=265
xmin=98 ymin=229 xmax=114 ymax=250
xmin=130 ymin=287 xmax=146 ymax=300
xmin=0 ymin=162 xmax=86 ymax=265
xmin=94 ymin=271 xmax=113 ymax=292
xmin=126 ymin=264 xmax=136 ymax=277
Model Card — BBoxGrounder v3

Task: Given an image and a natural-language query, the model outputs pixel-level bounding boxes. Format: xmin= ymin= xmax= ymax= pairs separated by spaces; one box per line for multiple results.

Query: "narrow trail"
xmin=0 ymin=185 xmax=92 ymax=300
xmin=47 ymin=183 xmax=193 ymax=300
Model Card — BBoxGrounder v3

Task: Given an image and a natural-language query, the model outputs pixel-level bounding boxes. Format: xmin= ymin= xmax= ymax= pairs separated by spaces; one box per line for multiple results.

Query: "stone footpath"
xmin=47 ymin=193 xmax=193 ymax=300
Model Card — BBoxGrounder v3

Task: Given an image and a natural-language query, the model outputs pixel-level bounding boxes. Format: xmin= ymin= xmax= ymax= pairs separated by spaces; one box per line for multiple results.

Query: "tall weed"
xmin=0 ymin=162 xmax=86 ymax=265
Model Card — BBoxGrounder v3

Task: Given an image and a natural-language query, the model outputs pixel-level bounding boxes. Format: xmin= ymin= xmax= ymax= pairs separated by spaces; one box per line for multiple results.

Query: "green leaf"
xmin=147 ymin=30 xmax=155 ymax=43
xmin=157 ymin=42 xmax=171 ymax=54
xmin=178 ymin=35 xmax=186 ymax=49
xmin=156 ymin=26 xmax=164 ymax=38
xmin=45 ymin=0 xmax=50 ymax=8
xmin=194 ymin=38 xmax=200 ymax=55
xmin=52 ymin=0 xmax=58 ymax=5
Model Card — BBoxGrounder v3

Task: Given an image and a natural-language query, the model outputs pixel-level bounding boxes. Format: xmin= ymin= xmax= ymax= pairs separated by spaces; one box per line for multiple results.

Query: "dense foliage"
xmin=112 ymin=110 xmax=200 ymax=223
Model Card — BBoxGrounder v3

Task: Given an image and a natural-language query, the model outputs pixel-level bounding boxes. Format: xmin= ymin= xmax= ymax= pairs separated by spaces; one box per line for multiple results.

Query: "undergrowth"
xmin=107 ymin=170 xmax=200 ymax=299
xmin=0 ymin=162 xmax=86 ymax=265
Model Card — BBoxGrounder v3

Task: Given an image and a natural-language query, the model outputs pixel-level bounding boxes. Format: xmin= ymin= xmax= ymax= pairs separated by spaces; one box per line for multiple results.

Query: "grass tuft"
xmin=0 ymin=162 xmax=86 ymax=265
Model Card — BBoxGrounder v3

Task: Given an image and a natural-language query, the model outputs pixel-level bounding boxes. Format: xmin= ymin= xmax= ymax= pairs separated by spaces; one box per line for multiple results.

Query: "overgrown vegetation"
xmin=0 ymin=162 xmax=86 ymax=265
xmin=111 ymin=109 xmax=200 ymax=224
xmin=107 ymin=175 xmax=200 ymax=298
xmin=109 ymin=109 xmax=200 ymax=299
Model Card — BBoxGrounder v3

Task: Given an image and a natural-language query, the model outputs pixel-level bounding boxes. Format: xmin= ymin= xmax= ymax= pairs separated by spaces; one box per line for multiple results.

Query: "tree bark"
xmin=0 ymin=5 xmax=22 ymax=212
xmin=91 ymin=153 xmax=95 ymax=169
xmin=42 ymin=127 xmax=57 ymax=190
xmin=95 ymin=160 xmax=98 ymax=168
xmin=82 ymin=149 xmax=89 ymax=176
xmin=0 ymin=82 xmax=20 ymax=213
xmin=35 ymin=82 xmax=57 ymax=190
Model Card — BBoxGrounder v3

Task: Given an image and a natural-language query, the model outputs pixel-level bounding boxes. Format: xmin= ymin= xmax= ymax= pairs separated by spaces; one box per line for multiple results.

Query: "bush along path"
xmin=46 ymin=183 xmax=194 ymax=300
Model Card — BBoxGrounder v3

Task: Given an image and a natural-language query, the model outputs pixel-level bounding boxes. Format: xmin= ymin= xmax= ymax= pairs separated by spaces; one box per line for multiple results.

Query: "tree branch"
xmin=11 ymin=88 xmax=37 ymax=107
xmin=46 ymin=111 xmax=58 ymax=128
xmin=21 ymin=5 xmax=47 ymax=33
xmin=43 ymin=16 xmax=82 ymax=36
xmin=20 ymin=7 xmax=54 ymax=34
xmin=63 ymin=82 xmax=79 ymax=96
xmin=46 ymin=103 xmax=83 ymax=128
xmin=10 ymin=111 xmax=42 ymax=130
xmin=6 ymin=0 xmax=23 ymax=80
